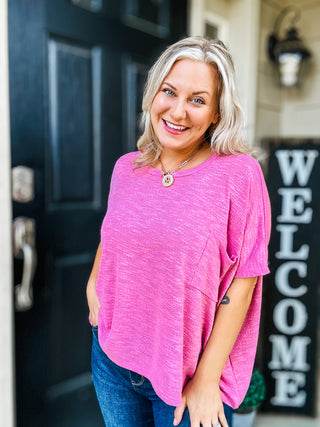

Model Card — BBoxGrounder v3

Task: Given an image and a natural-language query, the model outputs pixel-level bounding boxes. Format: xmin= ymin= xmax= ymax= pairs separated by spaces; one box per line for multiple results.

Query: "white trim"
xmin=0 ymin=1 xmax=15 ymax=426
xmin=188 ymin=0 xmax=205 ymax=36
xmin=204 ymin=11 xmax=229 ymax=42
xmin=188 ymin=0 xmax=229 ymax=42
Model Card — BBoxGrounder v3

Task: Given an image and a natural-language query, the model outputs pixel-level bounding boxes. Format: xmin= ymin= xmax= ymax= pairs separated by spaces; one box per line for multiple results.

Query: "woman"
xmin=87 ymin=37 xmax=271 ymax=427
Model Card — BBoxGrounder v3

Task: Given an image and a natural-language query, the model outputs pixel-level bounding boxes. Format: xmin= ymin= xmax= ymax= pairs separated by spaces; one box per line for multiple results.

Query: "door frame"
xmin=0 ymin=1 xmax=15 ymax=427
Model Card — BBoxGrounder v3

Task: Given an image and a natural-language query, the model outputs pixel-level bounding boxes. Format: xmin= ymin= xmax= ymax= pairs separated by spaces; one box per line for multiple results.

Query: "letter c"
xmin=275 ymin=261 xmax=307 ymax=297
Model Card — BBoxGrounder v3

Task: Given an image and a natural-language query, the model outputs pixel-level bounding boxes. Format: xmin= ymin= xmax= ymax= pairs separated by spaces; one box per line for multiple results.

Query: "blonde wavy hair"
xmin=133 ymin=36 xmax=249 ymax=167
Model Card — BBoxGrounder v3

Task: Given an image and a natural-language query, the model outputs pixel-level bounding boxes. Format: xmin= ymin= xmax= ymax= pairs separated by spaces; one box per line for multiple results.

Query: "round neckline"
xmin=148 ymin=152 xmax=218 ymax=177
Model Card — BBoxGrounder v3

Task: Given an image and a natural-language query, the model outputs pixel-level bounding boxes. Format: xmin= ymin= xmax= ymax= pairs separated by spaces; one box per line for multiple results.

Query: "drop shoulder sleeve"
xmin=232 ymin=157 xmax=271 ymax=278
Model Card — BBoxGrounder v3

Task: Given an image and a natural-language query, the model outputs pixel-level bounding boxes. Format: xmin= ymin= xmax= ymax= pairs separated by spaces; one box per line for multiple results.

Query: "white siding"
xmin=256 ymin=0 xmax=320 ymax=140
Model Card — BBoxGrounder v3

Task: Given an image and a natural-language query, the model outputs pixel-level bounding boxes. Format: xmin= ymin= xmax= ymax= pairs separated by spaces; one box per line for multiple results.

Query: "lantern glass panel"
xmin=278 ymin=52 xmax=302 ymax=86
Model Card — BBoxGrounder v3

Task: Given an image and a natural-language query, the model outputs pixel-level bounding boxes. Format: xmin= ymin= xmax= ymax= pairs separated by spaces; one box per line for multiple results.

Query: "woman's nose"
xmin=170 ymin=98 xmax=187 ymax=122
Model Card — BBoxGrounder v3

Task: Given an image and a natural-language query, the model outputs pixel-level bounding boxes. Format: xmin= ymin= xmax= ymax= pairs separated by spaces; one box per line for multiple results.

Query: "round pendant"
xmin=162 ymin=173 xmax=174 ymax=187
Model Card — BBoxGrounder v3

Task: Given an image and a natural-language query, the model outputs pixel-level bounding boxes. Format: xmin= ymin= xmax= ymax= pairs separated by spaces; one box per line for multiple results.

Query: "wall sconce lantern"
xmin=268 ymin=6 xmax=311 ymax=87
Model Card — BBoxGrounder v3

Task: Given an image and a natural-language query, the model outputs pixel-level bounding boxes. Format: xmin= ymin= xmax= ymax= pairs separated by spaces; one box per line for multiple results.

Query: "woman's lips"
xmin=162 ymin=119 xmax=189 ymax=135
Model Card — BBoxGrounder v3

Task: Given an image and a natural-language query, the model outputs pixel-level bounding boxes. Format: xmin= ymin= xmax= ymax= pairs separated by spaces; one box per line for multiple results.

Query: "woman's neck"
xmin=155 ymin=142 xmax=213 ymax=172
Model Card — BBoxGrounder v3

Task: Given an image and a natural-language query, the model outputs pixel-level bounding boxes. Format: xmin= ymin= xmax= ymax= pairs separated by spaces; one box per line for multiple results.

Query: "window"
xmin=189 ymin=1 xmax=228 ymax=43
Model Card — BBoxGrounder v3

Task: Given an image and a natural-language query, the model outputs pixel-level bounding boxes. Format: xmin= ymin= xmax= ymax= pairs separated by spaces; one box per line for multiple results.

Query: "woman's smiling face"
xmin=150 ymin=59 xmax=220 ymax=154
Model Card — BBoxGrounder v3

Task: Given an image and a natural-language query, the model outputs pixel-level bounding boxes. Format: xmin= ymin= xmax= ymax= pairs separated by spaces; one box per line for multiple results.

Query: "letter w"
xmin=276 ymin=150 xmax=318 ymax=186
xmin=268 ymin=335 xmax=311 ymax=371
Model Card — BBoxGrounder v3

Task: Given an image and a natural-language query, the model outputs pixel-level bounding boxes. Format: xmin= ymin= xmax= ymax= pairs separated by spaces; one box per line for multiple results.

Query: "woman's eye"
xmin=192 ymin=97 xmax=205 ymax=105
xmin=162 ymin=88 xmax=175 ymax=96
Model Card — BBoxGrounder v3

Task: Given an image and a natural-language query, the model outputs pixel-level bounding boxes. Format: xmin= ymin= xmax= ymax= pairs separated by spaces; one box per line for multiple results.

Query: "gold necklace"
xmin=159 ymin=143 xmax=204 ymax=187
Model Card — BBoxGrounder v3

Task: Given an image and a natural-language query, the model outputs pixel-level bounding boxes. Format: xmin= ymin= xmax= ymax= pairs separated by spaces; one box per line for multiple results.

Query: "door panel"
xmin=123 ymin=0 xmax=170 ymax=38
xmin=9 ymin=0 xmax=187 ymax=425
xmin=47 ymin=38 xmax=102 ymax=208
xmin=49 ymin=253 xmax=94 ymax=383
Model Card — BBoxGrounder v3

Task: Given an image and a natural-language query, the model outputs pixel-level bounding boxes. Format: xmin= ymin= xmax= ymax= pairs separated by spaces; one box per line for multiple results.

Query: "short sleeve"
xmin=234 ymin=159 xmax=271 ymax=278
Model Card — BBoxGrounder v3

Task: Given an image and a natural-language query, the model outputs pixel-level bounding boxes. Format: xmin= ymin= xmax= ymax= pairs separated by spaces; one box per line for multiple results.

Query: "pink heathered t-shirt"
xmin=95 ymin=151 xmax=271 ymax=409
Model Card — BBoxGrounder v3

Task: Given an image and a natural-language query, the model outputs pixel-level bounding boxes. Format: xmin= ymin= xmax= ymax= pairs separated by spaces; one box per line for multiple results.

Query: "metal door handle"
xmin=13 ymin=217 xmax=37 ymax=311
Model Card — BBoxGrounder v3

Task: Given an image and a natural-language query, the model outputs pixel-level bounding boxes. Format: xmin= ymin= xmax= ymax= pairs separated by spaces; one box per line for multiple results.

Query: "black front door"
xmin=9 ymin=1 xmax=187 ymax=425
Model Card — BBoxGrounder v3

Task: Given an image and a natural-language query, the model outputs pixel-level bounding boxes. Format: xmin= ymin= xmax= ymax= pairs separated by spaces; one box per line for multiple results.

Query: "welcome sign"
xmin=262 ymin=139 xmax=320 ymax=416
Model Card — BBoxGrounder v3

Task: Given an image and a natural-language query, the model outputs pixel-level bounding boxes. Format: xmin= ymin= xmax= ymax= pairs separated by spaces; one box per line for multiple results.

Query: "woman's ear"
xmin=212 ymin=112 xmax=220 ymax=125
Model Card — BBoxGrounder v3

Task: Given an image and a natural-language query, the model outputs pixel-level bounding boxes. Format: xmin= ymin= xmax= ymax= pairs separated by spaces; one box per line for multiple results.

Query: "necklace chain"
xmin=159 ymin=142 xmax=204 ymax=187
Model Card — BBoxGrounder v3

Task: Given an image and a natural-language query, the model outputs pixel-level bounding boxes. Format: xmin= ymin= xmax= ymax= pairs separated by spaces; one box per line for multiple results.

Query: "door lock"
xmin=12 ymin=165 xmax=34 ymax=203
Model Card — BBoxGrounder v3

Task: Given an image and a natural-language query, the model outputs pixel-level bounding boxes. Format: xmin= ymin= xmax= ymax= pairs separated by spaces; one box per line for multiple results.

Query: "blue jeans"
xmin=92 ymin=326 xmax=233 ymax=426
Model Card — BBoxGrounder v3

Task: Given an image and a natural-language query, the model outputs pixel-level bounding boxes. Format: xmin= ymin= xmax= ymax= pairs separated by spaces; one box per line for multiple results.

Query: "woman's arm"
xmin=174 ymin=276 xmax=258 ymax=427
xmin=86 ymin=243 xmax=102 ymax=326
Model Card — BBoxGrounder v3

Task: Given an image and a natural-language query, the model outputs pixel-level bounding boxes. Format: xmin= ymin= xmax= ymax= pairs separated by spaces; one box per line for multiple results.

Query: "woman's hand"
xmin=173 ymin=376 xmax=228 ymax=427
xmin=86 ymin=244 xmax=102 ymax=326
xmin=173 ymin=276 xmax=257 ymax=426
xmin=86 ymin=280 xmax=100 ymax=326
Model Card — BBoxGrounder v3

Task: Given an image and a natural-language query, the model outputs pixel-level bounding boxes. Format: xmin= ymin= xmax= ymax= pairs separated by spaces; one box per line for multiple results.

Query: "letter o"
xmin=273 ymin=299 xmax=308 ymax=335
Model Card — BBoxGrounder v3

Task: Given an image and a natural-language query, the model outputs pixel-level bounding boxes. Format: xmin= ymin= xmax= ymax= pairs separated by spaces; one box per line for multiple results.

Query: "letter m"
xmin=268 ymin=335 xmax=311 ymax=371
xmin=276 ymin=150 xmax=318 ymax=186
